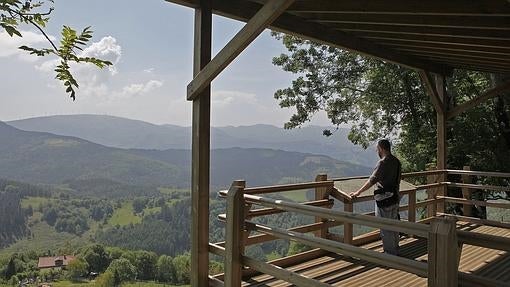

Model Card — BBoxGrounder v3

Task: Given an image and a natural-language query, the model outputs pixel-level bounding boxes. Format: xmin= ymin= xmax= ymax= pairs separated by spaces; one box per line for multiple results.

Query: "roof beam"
xmin=187 ymin=0 xmax=296 ymax=100
xmin=302 ymin=14 xmax=510 ymax=30
xmin=361 ymin=34 xmax=510 ymax=50
xmin=166 ymin=0 xmax=449 ymax=75
xmin=327 ymin=23 xmax=510 ymax=40
xmin=447 ymin=80 xmax=510 ymax=119
xmin=284 ymin=0 xmax=510 ymax=16
xmin=419 ymin=70 xmax=445 ymax=114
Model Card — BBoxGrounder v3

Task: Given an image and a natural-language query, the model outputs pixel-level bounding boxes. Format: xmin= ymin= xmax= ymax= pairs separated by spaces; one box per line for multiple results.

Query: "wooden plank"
xmin=329 ymin=23 xmax=510 ymax=40
xmin=402 ymin=169 xmax=447 ymax=178
xmin=383 ymin=42 xmax=510 ymax=57
xmin=244 ymin=181 xmax=334 ymax=195
xmin=459 ymin=272 xmax=510 ymax=287
xmin=190 ymin=2 xmax=212 ymax=286
xmin=427 ymin=218 xmax=458 ymax=287
xmin=224 ymin=180 xmax=246 ymax=287
xmin=457 ymin=230 xmax=510 ymax=252
xmin=448 ymin=79 xmax=510 ymax=119
xmin=444 ymin=182 xmax=510 ymax=192
xmin=187 ymin=0 xmax=296 ymax=100
xmin=439 ymin=196 xmax=510 ymax=209
xmin=248 ymin=221 xmax=429 ymax=277
xmin=440 ymin=213 xmax=510 ymax=229
xmin=245 ymin=221 xmax=341 ymax=246
xmin=285 ymin=0 xmax=510 ymax=16
xmin=426 ymin=169 xmax=439 ymax=217
xmin=243 ymin=193 xmax=430 ymax=237
xmin=397 ymin=47 xmax=510 ymax=62
xmin=315 ymin=174 xmax=329 ymax=238
xmin=359 ymin=33 xmax=510 ymax=50
xmin=446 ymin=169 xmax=510 ymax=178
xmin=245 ymin=199 xmax=333 ymax=218
xmin=242 ymin=256 xmax=330 ymax=287
xmin=418 ymin=70 xmax=445 ymax=114
xmin=305 ymin=14 xmax=510 ymax=30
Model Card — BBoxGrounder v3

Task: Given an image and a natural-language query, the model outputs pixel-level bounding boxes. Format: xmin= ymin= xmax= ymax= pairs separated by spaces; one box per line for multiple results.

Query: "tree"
xmin=67 ymin=258 xmax=88 ymax=280
xmin=134 ymin=250 xmax=157 ymax=281
xmin=81 ymin=244 xmax=110 ymax=273
xmin=132 ymin=197 xmax=148 ymax=214
xmin=94 ymin=271 xmax=114 ymax=287
xmin=0 ymin=0 xmax=112 ymax=100
xmin=271 ymin=32 xmax=510 ymax=181
xmin=156 ymin=255 xmax=175 ymax=283
xmin=106 ymin=258 xmax=136 ymax=285
xmin=172 ymin=253 xmax=191 ymax=284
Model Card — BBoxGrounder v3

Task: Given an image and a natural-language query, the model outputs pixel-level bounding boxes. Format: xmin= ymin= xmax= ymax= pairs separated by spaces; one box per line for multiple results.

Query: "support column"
xmin=435 ymin=74 xmax=447 ymax=214
xmin=191 ymin=1 xmax=212 ymax=286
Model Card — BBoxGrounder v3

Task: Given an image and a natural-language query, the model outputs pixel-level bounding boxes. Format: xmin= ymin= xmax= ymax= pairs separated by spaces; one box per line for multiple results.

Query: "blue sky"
xmin=0 ymin=0 xmax=332 ymax=127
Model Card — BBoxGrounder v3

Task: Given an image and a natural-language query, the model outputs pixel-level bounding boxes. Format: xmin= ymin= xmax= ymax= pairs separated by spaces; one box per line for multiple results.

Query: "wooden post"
xmin=408 ymin=189 xmax=416 ymax=223
xmin=314 ymin=174 xmax=329 ymax=238
xmin=225 ymin=180 xmax=246 ymax=287
xmin=426 ymin=166 xmax=438 ymax=218
xmin=190 ymin=1 xmax=212 ymax=286
xmin=428 ymin=218 xmax=458 ymax=287
xmin=435 ymin=74 xmax=447 ymax=214
xmin=344 ymin=200 xmax=353 ymax=244
xmin=461 ymin=166 xmax=473 ymax=217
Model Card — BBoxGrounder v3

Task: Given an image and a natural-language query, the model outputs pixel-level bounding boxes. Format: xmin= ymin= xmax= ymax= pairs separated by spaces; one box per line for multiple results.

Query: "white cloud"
xmin=119 ymin=80 xmax=164 ymax=98
xmin=0 ymin=30 xmax=55 ymax=61
xmin=212 ymin=90 xmax=258 ymax=107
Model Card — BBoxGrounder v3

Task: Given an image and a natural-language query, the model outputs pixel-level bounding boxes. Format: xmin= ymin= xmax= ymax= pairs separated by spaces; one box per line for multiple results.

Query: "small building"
xmin=37 ymin=255 xmax=75 ymax=270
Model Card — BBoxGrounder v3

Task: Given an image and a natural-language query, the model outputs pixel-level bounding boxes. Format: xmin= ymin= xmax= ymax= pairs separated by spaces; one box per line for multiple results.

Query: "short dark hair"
xmin=377 ymin=139 xmax=391 ymax=152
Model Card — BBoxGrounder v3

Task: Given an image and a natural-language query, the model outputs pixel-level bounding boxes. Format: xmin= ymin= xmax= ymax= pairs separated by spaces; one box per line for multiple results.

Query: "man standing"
xmin=350 ymin=139 xmax=402 ymax=255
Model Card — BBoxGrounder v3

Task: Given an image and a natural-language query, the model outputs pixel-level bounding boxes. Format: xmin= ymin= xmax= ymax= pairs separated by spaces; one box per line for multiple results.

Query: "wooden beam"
xmin=305 ymin=14 xmax=510 ymax=30
xmin=314 ymin=174 xmax=329 ymax=238
xmin=361 ymin=34 xmax=510 ymax=50
xmin=396 ymin=48 xmax=510 ymax=63
xmin=448 ymin=79 xmax=510 ymax=119
xmin=329 ymin=23 xmax=510 ymax=40
xmin=191 ymin=2 xmax=211 ymax=286
xmin=381 ymin=42 xmax=510 ymax=57
xmin=224 ymin=180 xmax=246 ymax=287
xmin=435 ymin=75 xmax=447 ymax=214
xmin=172 ymin=0 xmax=449 ymax=74
xmin=187 ymin=0 xmax=296 ymax=100
xmin=418 ymin=70 xmax=445 ymax=114
xmin=242 ymin=256 xmax=330 ymax=287
xmin=428 ymin=218 xmax=458 ymax=287
xmin=284 ymin=0 xmax=510 ymax=16
xmin=249 ymin=221 xmax=428 ymax=277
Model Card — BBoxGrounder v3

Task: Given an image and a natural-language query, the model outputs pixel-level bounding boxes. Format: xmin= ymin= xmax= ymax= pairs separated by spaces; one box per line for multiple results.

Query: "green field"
xmin=21 ymin=196 xmax=54 ymax=209
xmin=0 ymin=219 xmax=81 ymax=256
xmin=39 ymin=280 xmax=188 ymax=287
xmin=108 ymin=201 xmax=142 ymax=226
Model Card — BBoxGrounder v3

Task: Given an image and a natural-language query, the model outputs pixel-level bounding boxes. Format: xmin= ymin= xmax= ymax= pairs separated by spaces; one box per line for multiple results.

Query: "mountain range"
xmin=0 ymin=121 xmax=371 ymax=190
xmin=8 ymin=114 xmax=377 ymax=167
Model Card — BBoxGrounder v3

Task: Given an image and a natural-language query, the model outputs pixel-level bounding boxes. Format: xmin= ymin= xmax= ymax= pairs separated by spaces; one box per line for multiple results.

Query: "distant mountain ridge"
xmin=8 ymin=114 xmax=377 ymax=166
xmin=0 ymin=122 xmax=371 ymax=189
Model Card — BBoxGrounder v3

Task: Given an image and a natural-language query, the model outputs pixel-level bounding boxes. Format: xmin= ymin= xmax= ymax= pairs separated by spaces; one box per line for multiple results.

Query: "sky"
xmin=0 ymin=0 xmax=333 ymax=127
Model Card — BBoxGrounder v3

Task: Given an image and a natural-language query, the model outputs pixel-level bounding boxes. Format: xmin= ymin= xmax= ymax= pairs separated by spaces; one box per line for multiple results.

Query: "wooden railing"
xmin=210 ymin=168 xmax=510 ymax=287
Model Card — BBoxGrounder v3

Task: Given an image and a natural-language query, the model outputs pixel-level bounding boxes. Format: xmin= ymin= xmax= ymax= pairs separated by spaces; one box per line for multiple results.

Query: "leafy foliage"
xmin=271 ymin=32 xmax=510 ymax=179
xmin=0 ymin=0 xmax=112 ymax=100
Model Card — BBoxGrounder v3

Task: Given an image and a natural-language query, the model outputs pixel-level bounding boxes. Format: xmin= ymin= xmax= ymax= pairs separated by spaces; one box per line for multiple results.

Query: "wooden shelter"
xmin=164 ymin=1 xmax=510 ymax=286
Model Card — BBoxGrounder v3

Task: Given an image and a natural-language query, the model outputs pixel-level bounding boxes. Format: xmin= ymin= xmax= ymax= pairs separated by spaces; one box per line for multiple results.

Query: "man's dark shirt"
xmin=369 ymin=154 xmax=402 ymax=202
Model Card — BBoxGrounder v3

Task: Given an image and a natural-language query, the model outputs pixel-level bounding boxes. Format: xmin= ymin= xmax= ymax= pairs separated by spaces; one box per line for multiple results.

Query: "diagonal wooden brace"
xmin=187 ymin=0 xmax=296 ymax=101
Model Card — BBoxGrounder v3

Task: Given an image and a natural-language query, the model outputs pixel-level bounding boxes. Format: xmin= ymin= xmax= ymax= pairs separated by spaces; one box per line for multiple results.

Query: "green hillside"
xmin=0 ymin=122 xmax=371 ymax=189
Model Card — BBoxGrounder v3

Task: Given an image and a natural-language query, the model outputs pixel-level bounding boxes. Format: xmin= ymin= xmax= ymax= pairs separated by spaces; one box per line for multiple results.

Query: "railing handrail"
xmin=243 ymin=193 xmax=430 ymax=237
xmin=446 ymin=169 xmax=510 ymax=178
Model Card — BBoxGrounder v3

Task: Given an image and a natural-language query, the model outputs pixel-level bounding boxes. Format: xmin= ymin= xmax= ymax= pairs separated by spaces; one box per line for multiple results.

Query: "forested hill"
xmin=0 ymin=122 xmax=370 ymax=189
xmin=8 ymin=114 xmax=378 ymax=166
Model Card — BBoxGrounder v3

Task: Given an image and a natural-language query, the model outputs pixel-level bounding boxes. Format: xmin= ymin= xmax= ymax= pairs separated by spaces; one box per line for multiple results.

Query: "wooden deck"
xmin=241 ymin=222 xmax=510 ymax=286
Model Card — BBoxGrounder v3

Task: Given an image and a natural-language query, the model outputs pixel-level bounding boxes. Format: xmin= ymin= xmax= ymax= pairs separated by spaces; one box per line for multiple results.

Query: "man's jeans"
xmin=375 ymin=203 xmax=400 ymax=255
